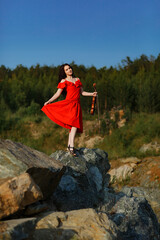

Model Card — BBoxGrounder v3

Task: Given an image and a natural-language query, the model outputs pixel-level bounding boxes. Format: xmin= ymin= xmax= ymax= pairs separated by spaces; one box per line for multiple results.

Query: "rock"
xmin=50 ymin=148 xmax=110 ymax=211
xmin=24 ymin=201 xmax=49 ymax=216
xmin=120 ymin=157 xmax=142 ymax=164
xmin=31 ymin=208 xmax=118 ymax=240
xmin=109 ymin=156 xmax=160 ymax=223
xmin=109 ymin=157 xmax=142 ymax=184
xmin=129 ymin=156 xmax=160 ymax=189
xmin=100 ymin=188 xmax=120 ymax=212
xmin=27 ymin=167 xmax=65 ymax=200
xmin=1 ymin=140 xmax=159 ymax=239
xmin=24 ymin=198 xmax=57 ymax=217
xmin=100 ymin=189 xmax=160 ymax=240
xmin=0 ymin=217 xmax=36 ymax=240
xmin=139 ymin=142 xmax=160 ymax=153
xmin=84 ymin=136 xmax=104 ymax=148
xmin=117 ymin=118 xmax=126 ymax=128
xmin=0 ymin=139 xmax=66 ymax=199
xmin=0 ymin=172 xmax=43 ymax=219
xmin=109 ymin=164 xmax=135 ymax=183
xmin=121 ymin=186 xmax=160 ymax=225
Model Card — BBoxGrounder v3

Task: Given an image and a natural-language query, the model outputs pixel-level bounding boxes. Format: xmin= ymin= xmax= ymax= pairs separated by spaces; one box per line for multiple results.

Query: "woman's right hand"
xmin=92 ymin=92 xmax=97 ymax=97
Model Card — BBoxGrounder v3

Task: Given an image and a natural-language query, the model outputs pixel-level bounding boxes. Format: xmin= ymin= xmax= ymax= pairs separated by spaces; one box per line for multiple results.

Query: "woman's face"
xmin=64 ymin=65 xmax=73 ymax=77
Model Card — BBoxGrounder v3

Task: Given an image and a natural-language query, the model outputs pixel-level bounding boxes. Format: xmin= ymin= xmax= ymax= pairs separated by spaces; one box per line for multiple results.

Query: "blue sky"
xmin=0 ymin=0 xmax=160 ymax=69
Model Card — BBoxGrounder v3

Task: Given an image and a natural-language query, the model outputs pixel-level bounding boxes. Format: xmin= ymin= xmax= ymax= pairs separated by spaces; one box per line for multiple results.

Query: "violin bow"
xmin=90 ymin=83 xmax=100 ymax=131
xmin=90 ymin=83 xmax=97 ymax=115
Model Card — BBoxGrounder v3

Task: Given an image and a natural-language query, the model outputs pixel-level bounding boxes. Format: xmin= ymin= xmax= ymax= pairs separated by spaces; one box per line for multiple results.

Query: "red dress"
xmin=41 ymin=78 xmax=83 ymax=133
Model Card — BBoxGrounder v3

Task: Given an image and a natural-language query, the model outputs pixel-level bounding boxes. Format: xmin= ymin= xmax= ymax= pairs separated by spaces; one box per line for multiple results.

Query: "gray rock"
xmin=0 ymin=139 xmax=65 ymax=199
xmin=0 ymin=218 xmax=36 ymax=240
xmin=99 ymin=188 xmax=121 ymax=212
xmin=50 ymin=148 xmax=110 ymax=211
xmin=121 ymin=186 xmax=160 ymax=224
xmin=59 ymin=175 xmax=78 ymax=191
xmin=139 ymin=142 xmax=160 ymax=153
xmin=100 ymin=190 xmax=160 ymax=240
xmin=87 ymin=166 xmax=103 ymax=191
xmin=109 ymin=164 xmax=135 ymax=182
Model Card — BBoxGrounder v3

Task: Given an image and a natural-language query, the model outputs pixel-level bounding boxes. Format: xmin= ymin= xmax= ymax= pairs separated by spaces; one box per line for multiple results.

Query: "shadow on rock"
xmin=30 ymin=228 xmax=78 ymax=240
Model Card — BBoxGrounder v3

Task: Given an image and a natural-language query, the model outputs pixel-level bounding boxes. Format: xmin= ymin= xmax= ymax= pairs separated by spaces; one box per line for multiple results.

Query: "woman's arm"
xmin=44 ymin=88 xmax=63 ymax=105
xmin=81 ymin=88 xmax=97 ymax=97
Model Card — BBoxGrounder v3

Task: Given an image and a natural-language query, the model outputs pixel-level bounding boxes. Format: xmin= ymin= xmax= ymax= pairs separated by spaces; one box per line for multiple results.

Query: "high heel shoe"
xmin=67 ymin=145 xmax=70 ymax=152
xmin=67 ymin=146 xmax=76 ymax=157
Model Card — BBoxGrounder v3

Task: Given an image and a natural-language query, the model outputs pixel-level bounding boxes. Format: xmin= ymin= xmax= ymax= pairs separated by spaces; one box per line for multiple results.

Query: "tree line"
xmin=0 ymin=54 xmax=160 ymax=118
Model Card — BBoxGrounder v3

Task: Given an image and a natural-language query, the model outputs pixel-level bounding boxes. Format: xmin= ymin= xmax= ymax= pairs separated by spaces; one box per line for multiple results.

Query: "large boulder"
xmin=31 ymin=198 xmax=160 ymax=240
xmin=121 ymin=186 xmax=160 ymax=227
xmin=31 ymin=208 xmax=118 ymax=240
xmin=0 ymin=139 xmax=65 ymax=199
xmin=0 ymin=217 xmax=36 ymax=240
xmin=50 ymin=148 xmax=110 ymax=211
xmin=0 ymin=173 xmax=43 ymax=220
xmin=99 ymin=187 xmax=160 ymax=240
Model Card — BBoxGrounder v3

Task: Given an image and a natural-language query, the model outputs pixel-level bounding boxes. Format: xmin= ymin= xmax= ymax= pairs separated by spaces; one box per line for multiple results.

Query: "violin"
xmin=90 ymin=83 xmax=97 ymax=115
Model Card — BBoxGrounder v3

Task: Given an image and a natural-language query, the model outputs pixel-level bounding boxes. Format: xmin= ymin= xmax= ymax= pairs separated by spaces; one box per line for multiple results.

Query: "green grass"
xmin=0 ymin=111 xmax=160 ymax=158
xmin=96 ymin=112 xmax=160 ymax=159
xmin=0 ymin=111 xmax=68 ymax=155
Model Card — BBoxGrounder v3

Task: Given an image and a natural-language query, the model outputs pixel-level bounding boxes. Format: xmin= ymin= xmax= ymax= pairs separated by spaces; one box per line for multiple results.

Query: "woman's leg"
xmin=68 ymin=127 xmax=77 ymax=147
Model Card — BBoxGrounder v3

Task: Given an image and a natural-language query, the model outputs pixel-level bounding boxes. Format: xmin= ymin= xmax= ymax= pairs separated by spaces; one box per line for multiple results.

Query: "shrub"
xmin=97 ymin=113 xmax=160 ymax=159
xmin=100 ymin=119 xmax=107 ymax=135
xmin=26 ymin=101 xmax=41 ymax=115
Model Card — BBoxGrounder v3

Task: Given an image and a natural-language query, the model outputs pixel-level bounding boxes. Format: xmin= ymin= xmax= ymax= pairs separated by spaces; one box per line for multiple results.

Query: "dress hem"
xmin=41 ymin=107 xmax=83 ymax=133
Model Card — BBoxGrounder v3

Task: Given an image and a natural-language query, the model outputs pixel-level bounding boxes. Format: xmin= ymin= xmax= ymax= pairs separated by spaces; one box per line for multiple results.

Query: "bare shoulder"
xmin=76 ymin=77 xmax=80 ymax=81
xmin=60 ymin=79 xmax=66 ymax=83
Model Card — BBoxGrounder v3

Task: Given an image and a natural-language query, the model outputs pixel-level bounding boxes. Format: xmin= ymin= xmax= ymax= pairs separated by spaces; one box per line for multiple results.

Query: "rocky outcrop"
xmin=30 ymin=187 xmax=160 ymax=240
xmin=0 ymin=139 xmax=159 ymax=240
xmin=0 ymin=173 xmax=43 ymax=219
xmin=50 ymin=148 xmax=110 ymax=211
xmin=108 ymin=156 xmax=160 ymax=225
xmin=0 ymin=139 xmax=65 ymax=199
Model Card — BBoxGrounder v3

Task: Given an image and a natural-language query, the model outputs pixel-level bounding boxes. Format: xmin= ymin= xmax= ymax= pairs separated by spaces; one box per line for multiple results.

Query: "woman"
xmin=41 ymin=63 xmax=97 ymax=156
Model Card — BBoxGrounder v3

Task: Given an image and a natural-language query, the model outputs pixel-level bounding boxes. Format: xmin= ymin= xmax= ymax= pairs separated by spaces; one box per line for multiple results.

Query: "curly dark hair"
xmin=58 ymin=63 xmax=75 ymax=96
xmin=58 ymin=63 xmax=74 ymax=83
